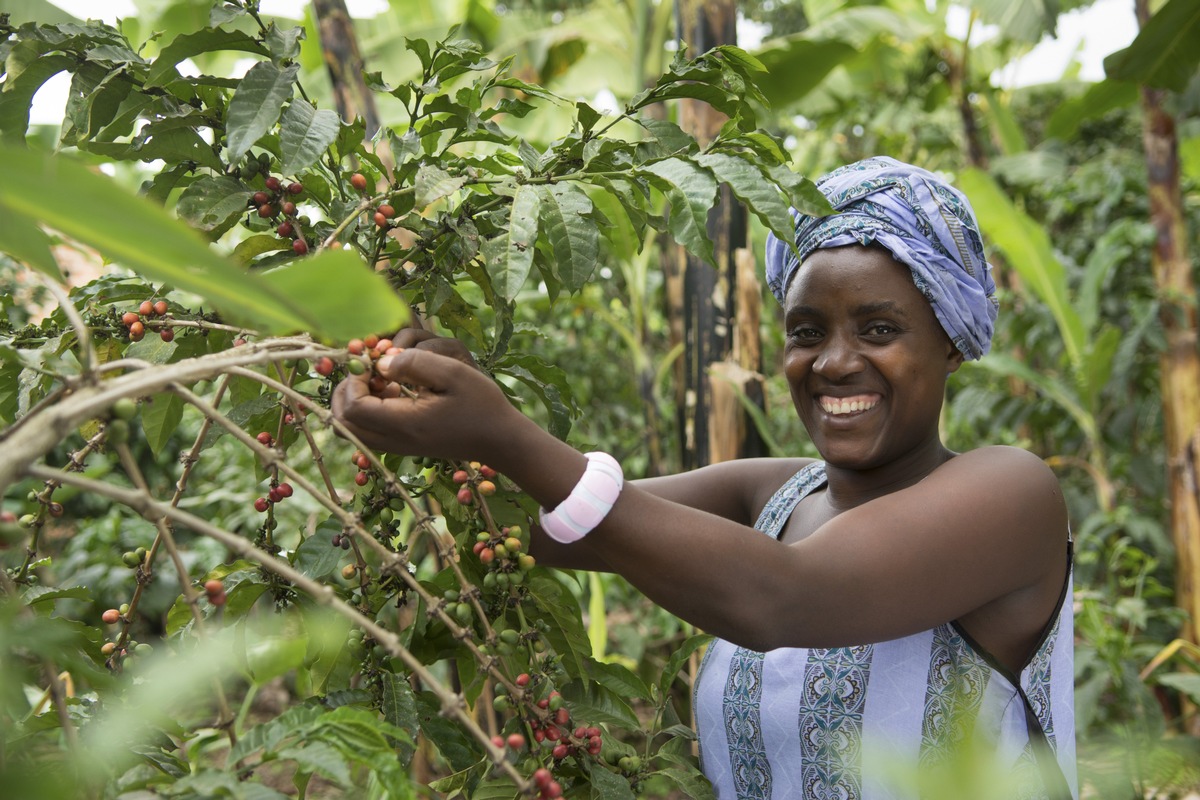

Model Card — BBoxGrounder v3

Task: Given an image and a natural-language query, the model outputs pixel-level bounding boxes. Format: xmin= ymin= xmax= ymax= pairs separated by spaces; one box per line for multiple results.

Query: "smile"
xmin=818 ymin=394 xmax=880 ymax=416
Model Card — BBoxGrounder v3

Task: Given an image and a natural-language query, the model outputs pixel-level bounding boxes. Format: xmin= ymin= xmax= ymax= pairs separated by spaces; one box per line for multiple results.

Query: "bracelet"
xmin=538 ymin=452 xmax=624 ymax=544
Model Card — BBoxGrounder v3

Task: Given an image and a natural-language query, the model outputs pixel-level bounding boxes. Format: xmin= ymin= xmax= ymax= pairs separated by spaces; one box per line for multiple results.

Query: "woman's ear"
xmin=946 ymin=344 xmax=966 ymax=375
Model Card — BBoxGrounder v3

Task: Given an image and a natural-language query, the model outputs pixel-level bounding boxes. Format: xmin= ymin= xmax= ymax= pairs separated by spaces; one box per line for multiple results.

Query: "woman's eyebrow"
xmin=853 ymin=300 xmax=908 ymax=318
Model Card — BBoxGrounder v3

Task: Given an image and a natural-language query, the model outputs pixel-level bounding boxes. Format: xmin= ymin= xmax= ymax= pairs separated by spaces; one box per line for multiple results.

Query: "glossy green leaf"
xmin=0 ymin=146 xmax=309 ymax=333
xmin=176 ymin=175 xmax=253 ymax=237
xmin=588 ymin=764 xmax=638 ymax=799
xmin=380 ymin=672 xmax=419 ymax=765
xmin=259 ymin=249 xmax=409 ymax=342
xmin=277 ymin=743 xmax=352 ymax=787
xmin=527 ymin=574 xmax=591 ymax=678
xmin=659 ymin=632 xmax=712 ymax=697
xmin=957 ymin=168 xmax=1085 ymax=369
xmin=969 ymin=0 xmax=1057 ymax=43
xmin=0 ymin=49 xmax=73 ymax=143
xmin=414 ymin=163 xmax=468 ymax=207
xmin=488 ymin=184 xmax=540 ymax=301
xmin=279 ymin=101 xmax=340 ymax=176
xmin=641 ymin=157 xmax=719 ymax=266
xmin=1104 ymin=0 xmax=1200 ymax=91
xmin=537 ymin=183 xmax=598 ymax=293
xmin=696 ymin=152 xmax=794 ymax=252
xmin=139 ymin=392 xmax=184 ymax=456
xmin=145 ymin=28 xmax=267 ymax=87
xmin=226 ymin=61 xmax=299 ymax=161
xmin=246 ymin=635 xmax=308 ymax=684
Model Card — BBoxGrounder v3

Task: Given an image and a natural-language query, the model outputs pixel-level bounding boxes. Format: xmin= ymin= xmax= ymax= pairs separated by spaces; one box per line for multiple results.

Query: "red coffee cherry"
xmin=373 ymin=211 xmax=388 ymax=228
xmin=347 ymin=339 xmax=365 ymax=355
xmin=159 ymin=328 xmax=175 ymax=343
xmin=281 ymin=201 xmax=297 ymax=216
xmin=552 ymin=743 xmax=569 ymax=760
xmin=264 ymin=176 xmax=282 ymax=192
xmin=350 ymin=173 xmax=368 ymax=191
xmin=258 ymin=203 xmax=275 ymax=218
xmin=516 ymin=672 xmax=531 ymax=687
xmin=254 ymin=497 xmax=270 ymax=513
xmin=315 ymin=356 xmax=334 ymax=376
xmin=121 ymin=311 xmax=139 ymax=327
xmin=277 ymin=221 xmax=294 ymax=238
xmin=153 ymin=300 xmax=168 ymax=316
xmin=363 ymin=334 xmax=380 ymax=349
xmin=139 ymin=300 xmax=154 ymax=316
xmin=209 ymin=591 xmax=227 ymax=606
xmin=354 ymin=471 xmax=369 ymax=486
xmin=292 ymin=239 xmax=308 ymax=255
xmin=506 ymin=733 xmax=525 ymax=750
xmin=252 ymin=191 xmax=270 ymax=206
xmin=456 ymin=487 xmax=474 ymax=505
xmin=377 ymin=204 xmax=395 ymax=218
xmin=204 ymin=579 xmax=224 ymax=595
xmin=128 ymin=321 xmax=145 ymax=341
xmin=276 ymin=483 xmax=293 ymax=498
xmin=268 ymin=487 xmax=282 ymax=503
xmin=452 ymin=470 xmax=469 ymax=484
xmin=102 ymin=608 xmax=121 ymax=624
xmin=287 ymin=182 xmax=303 ymax=195
xmin=256 ymin=431 xmax=273 ymax=446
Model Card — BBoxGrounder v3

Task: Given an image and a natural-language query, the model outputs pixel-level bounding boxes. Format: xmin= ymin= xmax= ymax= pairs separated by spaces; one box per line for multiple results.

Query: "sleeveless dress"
xmin=694 ymin=462 xmax=1076 ymax=800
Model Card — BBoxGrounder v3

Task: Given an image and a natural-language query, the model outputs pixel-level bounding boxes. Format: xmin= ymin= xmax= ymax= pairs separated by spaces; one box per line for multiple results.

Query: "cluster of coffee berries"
xmin=105 ymin=397 xmax=138 ymax=447
xmin=352 ymin=449 xmax=373 ymax=487
xmin=528 ymin=691 xmax=604 ymax=761
xmin=490 ymin=732 xmax=526 ymax=753
xmin=121 ymin=546 xmax=148 ymax=569
xmin=530 ymin=767 xmax=563 ymax=799
xmin=203 ymin=578 xmax=226 ymax=606
xmin=454 ymin=463 xmax=498 ymax=505
xmin=246 ymin=173 xmax=309 ymax=255
xmin=472 ymin=526 xmax=535 ymax=591
xmin=119 ymin=298 xmax=172 ymax=343
xmin=253 ymin=482 xmax=293 ymax=513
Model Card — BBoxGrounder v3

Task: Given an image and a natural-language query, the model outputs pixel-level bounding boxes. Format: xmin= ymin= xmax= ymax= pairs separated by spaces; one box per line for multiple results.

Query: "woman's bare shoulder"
xmin=635 ymin=457 xmax=818 ymax=525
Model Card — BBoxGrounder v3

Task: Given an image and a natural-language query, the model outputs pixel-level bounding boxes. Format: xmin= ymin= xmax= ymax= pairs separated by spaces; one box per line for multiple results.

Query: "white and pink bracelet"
xmin=537 ymin=452 xmax=624 ymax=544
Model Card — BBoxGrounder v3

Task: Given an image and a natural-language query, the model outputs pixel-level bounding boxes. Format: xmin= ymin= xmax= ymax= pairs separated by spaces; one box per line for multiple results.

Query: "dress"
xmin=694 ymin=462 xmax=1076 ymax=800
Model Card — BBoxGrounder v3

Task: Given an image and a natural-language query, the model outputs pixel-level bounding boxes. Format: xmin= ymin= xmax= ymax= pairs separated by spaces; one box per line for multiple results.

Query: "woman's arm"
xmin=332 ymin=348 xmax=1067 ymax=653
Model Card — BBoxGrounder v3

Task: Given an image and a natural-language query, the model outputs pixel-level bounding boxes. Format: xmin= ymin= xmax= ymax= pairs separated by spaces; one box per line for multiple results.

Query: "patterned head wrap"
xmin=765 ymin=156 xmax=998 ymax=359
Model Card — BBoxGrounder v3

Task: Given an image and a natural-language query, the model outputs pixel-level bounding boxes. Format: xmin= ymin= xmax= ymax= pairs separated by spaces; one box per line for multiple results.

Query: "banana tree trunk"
xmin=673 ymin=0 xmax=765 ymax=469
xmin=1137 ymin=2 xmax=1200 ymax=677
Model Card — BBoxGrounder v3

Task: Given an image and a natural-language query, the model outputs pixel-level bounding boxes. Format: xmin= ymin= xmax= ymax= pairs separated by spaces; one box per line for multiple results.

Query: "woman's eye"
xmin=788 ymin=327 xmax=821 ymax=344
xmin=865 ymin=323 xmax=898 ymax=337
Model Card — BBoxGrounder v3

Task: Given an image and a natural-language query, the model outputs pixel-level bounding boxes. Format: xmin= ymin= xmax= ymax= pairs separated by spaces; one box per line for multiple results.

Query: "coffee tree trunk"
xmin=1136 ymin=1 xmax=1200 ymax=712
xmin=673 ymin=0 xmax=766 ymax=469
xmin=312 ymin=0 xmax=380 ymax=136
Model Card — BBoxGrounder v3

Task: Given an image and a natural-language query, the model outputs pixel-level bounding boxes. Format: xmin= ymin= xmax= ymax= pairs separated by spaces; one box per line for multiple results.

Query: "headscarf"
xmin=764 ymin=156 xmax=998 ymax=360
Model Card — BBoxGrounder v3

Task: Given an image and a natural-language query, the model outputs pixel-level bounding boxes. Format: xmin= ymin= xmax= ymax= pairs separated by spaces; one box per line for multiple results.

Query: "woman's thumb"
xmin=376 ymin=348 xmax=454 ymax=390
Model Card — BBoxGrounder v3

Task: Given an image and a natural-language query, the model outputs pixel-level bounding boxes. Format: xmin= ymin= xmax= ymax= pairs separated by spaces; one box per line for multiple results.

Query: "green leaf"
xmin=537 ymin=183 xmax=597 ymax=293
xmin=277 ymin=742 xmax=351 ymax=787
xmin=0 ymin=145 xmax=311 ymax=334
xmin=145 ymin=28 xmax=267 ymax=87
xmin=246 ymin=636 xmax=308 ymax=684
xmin=696 ymin=152 xmax=793 ymax=254
xmin=0 ymin=49 xmax=74 ymax=143
xmin=1045 ymin=80 xmax=1139 ymax=141
xmin=279 ymin=101 xmax=340 ymax=176
xmin=415 ymin=164 xmax=469 ymax=208
xmin=380 ymin=671 xmax=419 ymax=765
xmin=587 ymin=658 xmax=651 ymax=701
xmin=176 ymin=175 xmax=253 ymax=237
xmin=659 ymin=632 xmax=712 ymax=697
xmin=750 ymin=37 xmax=858 ymax=111
xmin=651 ymin=765 xmax=716 ymax=800
xmin=416 ymin=690 xmax=481 ymax=771
xmin=292 ymin=534 xmax=343 ymax=579
xmin=260 ymin=249 xmax=409 ymax=342
xmin=264 ymin=23 xmax=305 ymax=62
xmin=526 ymin=574 xmax=591 ymax=678
xmin=488 ymin=184 xmax=540 ymax=301
xmin=0 ymin=206 xmax=62 ymax=281
xmin=1104 ymin=0 xmax=1200 ymax=91
xmin=957 ymin=168 xmax=1085 ymax=370
xmin=1156 ymin=672 xmax=1200 ymax=703
xmin=641 ymin=157 xmax=719 ymax=266
xmin=139 ymin=392 xmax=184 ymax=456
xmin=970 ymin=0 xmax=1057 ymax=44
xmin=588 ymin=764 xmax=637 ymax=799
xmin=561 ymin=679 xmax=640 ymax=729
xmin=226 ymin=61 xmax=299 ymax=161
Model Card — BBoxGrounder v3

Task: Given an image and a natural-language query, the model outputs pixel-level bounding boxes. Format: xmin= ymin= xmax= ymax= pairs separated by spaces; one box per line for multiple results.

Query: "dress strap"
xmin=753 ymin=461 xmax=827 ymax=539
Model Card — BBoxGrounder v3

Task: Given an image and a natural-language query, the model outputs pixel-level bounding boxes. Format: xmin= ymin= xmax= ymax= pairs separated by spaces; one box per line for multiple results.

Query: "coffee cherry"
xmin=491 ymin=735 xmax=505 ymax=750
xmin=452 ymin=470 xmax=469 ymax=484
xmin=268 ymin=487 xmax=282 ymax=503
xmin=102 ymin=608 xmax=121 ymax=624
xmin=107 ymin=418 xmax=130 ymax=444
xmin=204 ymin=579 xmax=224 ymax=595
xmin=315 ymin=356 xmax=334 ymax=376
xmin=373 ymin=211 xmax=388 ymax=228
xmin=552 ymin=743 xmax=569 ymax=760
xmin=254 ymin=497 xmax=270 ymax=513
xmin=281 ymin=201 xmax=297 ymax=216
xmin=276 ymin=482 xmax=293 ymax=498
xmin=153 ymin=300 xmax=168 ymax=316
xmin=121 ymin=311 xmax=139 ymax=327
xmin=287 ymin=182 xmax=303 ymax=195
xmin=354 ymin=452 xmax=371 ymax=470
xmin=354 ymin=471 xmax=369 ymax=486
xmin=159 ymin=328 xmax=175 ymax=343
xmin=258 ymin=203 xmax=275 ymax=218
xmin=122 ymin=551 xmax=142 ymax=568
xmin=456 ymin=487 xmax=473 ymax=505
xmin=256 ymin=431 xmax=273 ymax=446
xmin=347 ymin=359 xmax=366 ymax=375
xmin=480 ymin=465 xmax=497 ymax=479
xmin=516 ymin=672 xmax=531 ymax=687
xmin=292 ymin=239 xmax=308 ymax=255
xmin=139 ymin=300 xmax=154 ymax=316
xmin=112 ymin=397 xmax=138 ymax=421
xmin=377 ymin=203 xmax=395 ymax=219
xmin=128 ymin=321 xmax=145 ymax=340
xmin=101 ymin=641 xmax=117 ymax=656
xmin=506 ymin=733 xmax=525 ymax=750
xmin=478 ymin=480 xmax=497 ymax=496
xmin=341 ymin=563 xmax=357 ymax=579
xmin=252 ymin=191 xmax=270 ymax=206
xmin=504 ymin=536 xmax=522 ymax=553
xmin=277 ymin=221 xmax=294 ymax=238
xmin=265 ymin=176 xmax=282 ymax=192
xmin=363 ymin=334 xmax=380 ymax=349
xmin=209 ymin=591 xmax=227 ymax=606
xmin=533 ymin=768 xmax=553 ymax=789
xmin=347 ymin=339 xmax=365 ymax=355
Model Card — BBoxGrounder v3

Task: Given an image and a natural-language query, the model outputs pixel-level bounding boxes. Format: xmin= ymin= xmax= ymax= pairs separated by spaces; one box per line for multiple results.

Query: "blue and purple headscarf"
xmin=765 ymin=156 xmax=998 ymax=359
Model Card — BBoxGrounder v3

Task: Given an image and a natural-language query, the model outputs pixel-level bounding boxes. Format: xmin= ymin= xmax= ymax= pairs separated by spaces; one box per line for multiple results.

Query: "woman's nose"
xmin=812 ymin=334 xmax=864 ymax=379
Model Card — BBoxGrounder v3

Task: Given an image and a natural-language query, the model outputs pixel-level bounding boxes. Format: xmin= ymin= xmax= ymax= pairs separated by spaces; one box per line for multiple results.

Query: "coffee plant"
xmin=0 ymin=3 xmax=827 ymax=797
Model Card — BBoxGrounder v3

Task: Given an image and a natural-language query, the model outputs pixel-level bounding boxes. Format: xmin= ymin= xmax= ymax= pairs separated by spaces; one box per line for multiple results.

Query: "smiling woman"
xmin=330 ymin=157 xmax=1075 ymax=799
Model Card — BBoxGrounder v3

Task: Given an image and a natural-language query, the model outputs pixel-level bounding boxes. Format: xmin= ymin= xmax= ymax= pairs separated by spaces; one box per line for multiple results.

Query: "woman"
xmin=332 ymin=157 xmax=1075 ymax=799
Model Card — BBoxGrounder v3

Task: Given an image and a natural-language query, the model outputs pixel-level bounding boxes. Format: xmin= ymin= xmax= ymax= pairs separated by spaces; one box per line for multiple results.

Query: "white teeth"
xmin=820 ymin=398 xmax=877 ymax=415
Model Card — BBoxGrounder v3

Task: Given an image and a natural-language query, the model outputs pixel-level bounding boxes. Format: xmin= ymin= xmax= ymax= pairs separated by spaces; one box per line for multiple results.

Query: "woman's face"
xmin=782 ymin=245 xmax=963 ymax=471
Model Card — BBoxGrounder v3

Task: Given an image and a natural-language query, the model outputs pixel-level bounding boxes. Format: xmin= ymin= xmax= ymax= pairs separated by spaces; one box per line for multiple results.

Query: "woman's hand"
xmin=331 ymin=345 xmax=517 ymax=464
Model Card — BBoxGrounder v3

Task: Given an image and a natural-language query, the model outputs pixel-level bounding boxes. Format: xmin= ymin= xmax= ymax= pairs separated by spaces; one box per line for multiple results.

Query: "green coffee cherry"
xmin=111 ymin=397 xmax=138 ymax=421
